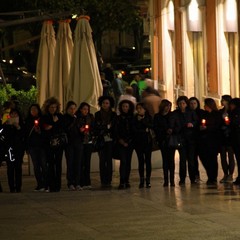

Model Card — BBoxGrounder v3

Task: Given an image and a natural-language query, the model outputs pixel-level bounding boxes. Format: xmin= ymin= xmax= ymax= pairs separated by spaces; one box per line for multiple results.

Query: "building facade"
xmin=149 ymin=0 xmax=239 ymax=106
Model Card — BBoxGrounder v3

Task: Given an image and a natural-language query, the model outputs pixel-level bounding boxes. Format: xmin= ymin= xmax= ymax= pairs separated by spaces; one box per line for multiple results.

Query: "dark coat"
xmin=153 ymin=112 xmax=171 ymax=145
xmin=169 ymin=108 xmax=198 ymax=140
xmin=198 ymin=110 xmax=222 ymax=153
xmin=133 ymin=113 xmax=153 ymax=148
xmin=94 ymin=110 xmax=117 ymax=140
xmin=115 ymin=113 xmax=134 ymax=145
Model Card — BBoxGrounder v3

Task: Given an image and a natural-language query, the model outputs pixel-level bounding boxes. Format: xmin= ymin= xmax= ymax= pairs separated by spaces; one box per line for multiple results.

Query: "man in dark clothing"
xmin=100 ymin=72 xmax=111 ymax=96
xmin=130 ymin=74 xmax=140 ymax=102
xmin=103 ymin=63 xmax=114 ymax=83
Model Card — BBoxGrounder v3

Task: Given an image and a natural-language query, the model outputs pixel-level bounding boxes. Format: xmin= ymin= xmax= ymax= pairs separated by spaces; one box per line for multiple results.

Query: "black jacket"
xmin=133 ymin=113 xmax=153 ymax=147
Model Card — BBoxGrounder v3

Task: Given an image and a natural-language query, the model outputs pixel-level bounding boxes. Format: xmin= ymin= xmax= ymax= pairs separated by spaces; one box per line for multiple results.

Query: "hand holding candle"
xmin=85 ymin=124 xmax=89 ymax=133
xmin=224 ymin=116 xmax=230 ymax=125
xmin=34 ymin=120 xmax=39 ymax=127
xmin=201 ymin=119 xmax=206 ymax=127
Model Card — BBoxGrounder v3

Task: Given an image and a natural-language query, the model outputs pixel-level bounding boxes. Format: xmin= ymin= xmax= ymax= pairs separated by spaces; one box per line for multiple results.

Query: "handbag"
xmin=50 ymin=132 xmax=68 ymax=148
xmin=149 ymin=129 xmax=159 ymax=151
xmin=168 ymin=134 xmax=183 ymax=149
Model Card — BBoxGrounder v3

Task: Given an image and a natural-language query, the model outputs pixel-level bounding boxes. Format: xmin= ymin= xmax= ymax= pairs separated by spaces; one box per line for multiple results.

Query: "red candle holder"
xmin=85 ymin=124 xmax=89 ymax=132
xmin=201 ymin=119 xmax=206 ymax=127
xmin=224 ymin=116 xmax=230 ymax=125
xmin=34 ymin=120 xmax=39 ymax=127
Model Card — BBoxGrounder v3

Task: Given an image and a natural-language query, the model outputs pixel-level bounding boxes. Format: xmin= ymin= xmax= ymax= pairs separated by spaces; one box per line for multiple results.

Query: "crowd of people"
xmin=0 ymin=70 xmax=240 ymax=193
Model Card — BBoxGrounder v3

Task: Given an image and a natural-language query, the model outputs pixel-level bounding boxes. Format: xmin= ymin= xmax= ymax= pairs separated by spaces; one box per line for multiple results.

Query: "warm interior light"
xmin=188 ymin=0 xmax=198 ymax=22
xmin=167 ymin=0 xmax=175 ymax=30
xmin=168 ymin=1 xmax=174 ymax=24
xmin=226 ymin=0 xmax=237 ymax=22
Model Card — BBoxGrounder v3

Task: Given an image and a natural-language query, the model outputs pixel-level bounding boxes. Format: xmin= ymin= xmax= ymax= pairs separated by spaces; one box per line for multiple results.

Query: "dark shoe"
xmin=146 ymin=183 xmax=151 ymax=188
xmin=191 ymin=180 xmax=197 ymax=184
xmin=118 ymin=184 xmax=125 ymax=190
xmin=233 ymin=178 xmax=240 ymax=185
xmin=125 ymin=183 xmax=131 ymax=188
xmin=139 ymin=183 xmax=144 ymax=188
xmin=206 ymin=180 xmax=217 ymax=186
xmin=0 ymin=183 xmax=2 ymax=192
xmin=170 ymin=182 xmax=175 ymax=187
xmin=179 ymin=180 xmax=185 ymax=185
xmin=163 ymin=182 xmax=168 ymax=187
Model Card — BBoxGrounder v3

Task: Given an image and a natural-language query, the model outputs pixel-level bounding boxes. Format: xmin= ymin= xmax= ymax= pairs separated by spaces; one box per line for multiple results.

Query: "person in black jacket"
xmin=169 ymin=96 xmax=198 ymax=185
xmin=115 ymin=99 xmax=135 ymax=189
xmin=154 ymin=99 xmax=175 ymax=187
xmin=25 ymin=104 xmax=47 ymax=191
xmin=41 ymin=97 xmax=65 ymax=192
xmin=229 ymin=98 xmax=240 ymax=185
xmin=3 ymin=108 xmax=25 ymax=192
xmin=198 ymin=98 xmax=222 ymax=185
xmin=218 ymin=95 xmax=235 ymax=183
xmin=94 ymin=96 xmax=116 ymax=188
xmin=63 ymin=101 xmax=84 ymax=191
xmin=189 ymin=97 xmax=206 ymax=182
xmin=133 ymin=102 xmax=153 ymax=188
xmin=76 ymin=102 xmax=95 ymax=189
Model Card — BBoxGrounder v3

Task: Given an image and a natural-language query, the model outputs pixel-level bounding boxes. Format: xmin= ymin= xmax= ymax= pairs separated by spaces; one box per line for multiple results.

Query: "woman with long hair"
xmin=76 ymin=102 xmax=95 ymax=189
xmin=94 ymin=96 xmax=116 ymax=188
xmin=154 ymin=99 xmax=175 ymax=187
xmin=198 ymin=98 xmax=222 ymax=185
xmin=63 ymin=101 xmax=83 ymax=191
xmin=133 ymin=102 xmax=153 ymax=188
xmin=189 ymin=97 xmax=205 ymax=182
xmin=116 ymin=100 xmax=135 ymax=189
xmin=218 ymin=95 xmax=235 ymax=183
xmin=41 ymin=97 xmax=65 ymax=192
xmin=25 ymin=104 xmax=47 ymax=191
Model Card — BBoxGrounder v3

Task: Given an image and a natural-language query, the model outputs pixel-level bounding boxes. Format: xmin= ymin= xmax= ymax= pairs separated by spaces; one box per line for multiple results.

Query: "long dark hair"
xmin=204 ymin=98 xmax=218 ymax=111
xmin=27 ymin=104 xmax=42 ymax=119
xmin=158 ymin=99 xmax=172 ymax=115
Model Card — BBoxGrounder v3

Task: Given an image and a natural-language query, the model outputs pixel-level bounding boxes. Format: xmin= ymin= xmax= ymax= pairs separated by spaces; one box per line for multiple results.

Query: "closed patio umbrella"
xmin=67 ymin=16 xmax=102 ymax=113
xmin=52 ymin=20 xmax=73 ymax=111
xmin=36 ymin=20 xmax=56 ymax=107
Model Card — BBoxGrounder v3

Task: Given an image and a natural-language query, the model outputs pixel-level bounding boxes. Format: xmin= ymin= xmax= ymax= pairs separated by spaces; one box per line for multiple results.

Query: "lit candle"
xmin=201 ymin=119 xmax=206 ymax=127
xmin=34 ymin=120 xmax=39 ymax=127
xmin=224 ymin=116 xmax=230 ymax=125
xmin=85 ymin=124 xmax=89 ymax=131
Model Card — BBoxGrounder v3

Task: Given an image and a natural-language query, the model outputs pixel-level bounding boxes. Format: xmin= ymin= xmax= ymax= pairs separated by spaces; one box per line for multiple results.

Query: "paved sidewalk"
xmin=1 ymin=161 xmax=240 ymax=240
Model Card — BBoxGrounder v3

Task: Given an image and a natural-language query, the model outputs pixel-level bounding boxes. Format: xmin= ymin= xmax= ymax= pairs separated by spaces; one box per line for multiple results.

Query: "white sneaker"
xmin=69 ymin=185 xmax=76 ymax=191
xmin=76 ymin=185 xmax=83 ymax=191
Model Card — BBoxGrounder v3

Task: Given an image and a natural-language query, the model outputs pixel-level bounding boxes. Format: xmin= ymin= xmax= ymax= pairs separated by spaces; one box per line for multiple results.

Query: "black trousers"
xmin=80 ymin=144 xmax=93 ymax=186
xmin=178 ymin=138 xmax=196 ymax=182
xmin=199 ymin=148 xmax=218 ymax=182
xmin=7 ymin=156 xmax=22 ymax=192
xmin=135 ymin=144 xmax=152 ymax=180
xmin=46 ymin=146 xmax=63 ymax=191
xmin=119 ymin=144 xmax=134 ymax=184
xmin=220 ymin=145 xmax=235 ymax=176
xmin=99 ymin=141 xmax=113 ymax=185
xmin=65 ymin=141 xmax=83 ymax=187
xmin=160 ymin=142 xmax=175 ymax=183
